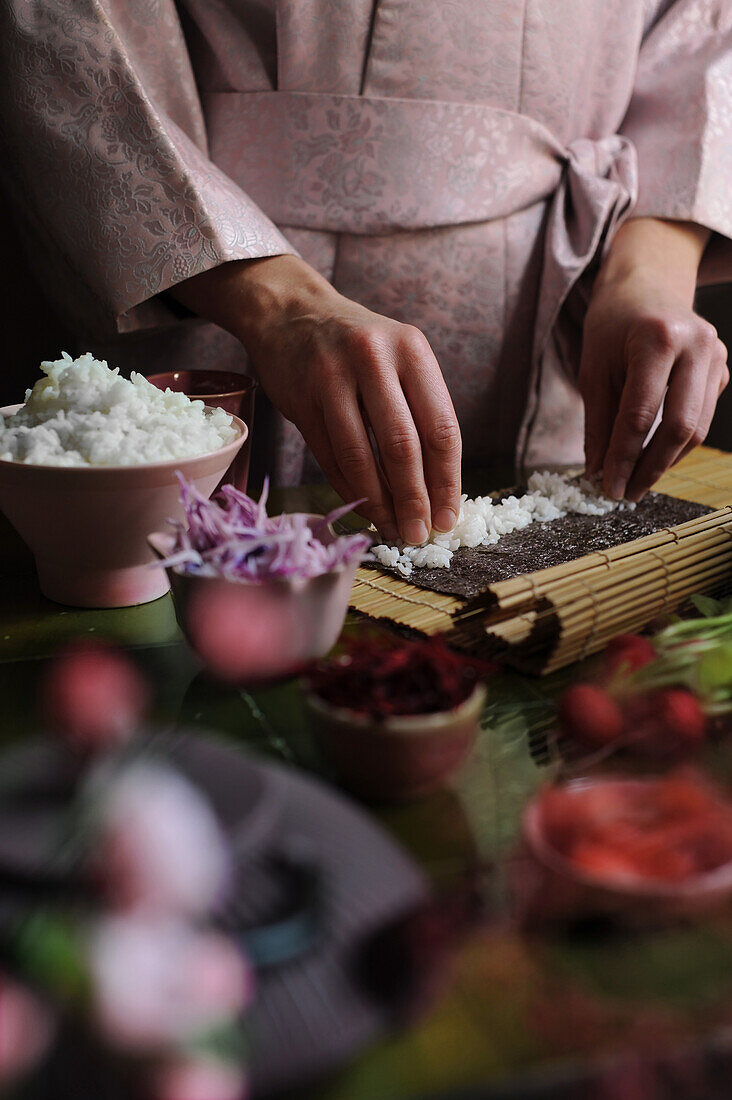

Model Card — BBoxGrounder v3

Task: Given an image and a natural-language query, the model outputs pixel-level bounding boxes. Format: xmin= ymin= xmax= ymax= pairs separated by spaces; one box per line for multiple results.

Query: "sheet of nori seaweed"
xmin=365 ymin=492 xmax=712 ymax=600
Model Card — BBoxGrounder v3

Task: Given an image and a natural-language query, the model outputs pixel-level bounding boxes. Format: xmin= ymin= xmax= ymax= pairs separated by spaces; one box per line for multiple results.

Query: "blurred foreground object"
xmin=0 ymin=978 xmax=56 ymax=1087
xmin=520 ymin=770 xmax=732 ymax=925
xmin=42 ymin=642 xmax=149 ymax=753
xmin=2 ymin=643 xmax=252 ymax=1099
xmin=1 ymin=641 xmax=441 ymax=1097
xmin=555 ymin=595 xmax=732 ymax=762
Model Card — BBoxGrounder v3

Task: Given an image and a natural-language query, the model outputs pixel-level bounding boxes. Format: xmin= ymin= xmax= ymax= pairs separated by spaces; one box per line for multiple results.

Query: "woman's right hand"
xmin=172 ymin=255 xmax=462 ymax=545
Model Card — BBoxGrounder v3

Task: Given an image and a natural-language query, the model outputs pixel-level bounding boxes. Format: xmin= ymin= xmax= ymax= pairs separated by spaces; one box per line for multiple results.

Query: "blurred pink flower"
xmin=43 ymin=642 xmax=149 ymax=752
xmin=90 ymin=762 xmax=230 ymax=918
xmin=0 ymin=976 xmax=55 ymax=1083
xmin=153 ymin=1056 xmax=247 ymax=1100
xmin=88 ymin=917 xmax=253 ymax=1051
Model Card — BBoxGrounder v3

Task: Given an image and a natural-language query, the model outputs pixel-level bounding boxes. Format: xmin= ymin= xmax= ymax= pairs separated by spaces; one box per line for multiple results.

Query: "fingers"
xmin=624 ymin=346 xmax=706 ymax=500
xmin=329 ymin=324 xmax=460 ymax=546
xmin=320 ymin=384 xmax=399 ymax=540
xmin=398 ymin=327 xmax=462 ymax=533
xmin=580 ymin=348 xmax=617 ymax=480
xmin=676 ymin=343 xmax=729 ymax=465
xmin=623 ymin=326 xmax=726 ymax=500
xmin=303 ymin=416 xmax=362 ymax=511
xmin=359 ymin=361 xmax=433 ymax=546
xmin=287 ymin=316 xmax=459 ymax=545
xmin=602 ymin=321 xmax=677 ymax=500
xmin=583 ymin=378 xmax=615 ymax=480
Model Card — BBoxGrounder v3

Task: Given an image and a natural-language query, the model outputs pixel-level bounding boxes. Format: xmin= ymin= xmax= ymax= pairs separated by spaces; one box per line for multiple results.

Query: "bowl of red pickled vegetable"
xmin=303 ymin=634 xmax=490 ymax=802
xmin=523 ymin=771 xmax=732 ymax=920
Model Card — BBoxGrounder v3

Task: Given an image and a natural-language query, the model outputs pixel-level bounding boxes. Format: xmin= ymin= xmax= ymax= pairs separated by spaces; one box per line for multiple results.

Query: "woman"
xmin=2 ymin=1 xmax=729 ymax=544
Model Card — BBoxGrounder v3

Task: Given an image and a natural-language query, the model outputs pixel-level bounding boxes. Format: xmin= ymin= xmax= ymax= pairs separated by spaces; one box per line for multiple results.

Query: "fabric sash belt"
xmin=202 ymin=90 xmax=637 ymax=238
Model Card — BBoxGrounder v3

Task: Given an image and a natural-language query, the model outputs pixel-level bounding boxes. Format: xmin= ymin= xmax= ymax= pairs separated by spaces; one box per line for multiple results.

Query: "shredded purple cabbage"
xmin=161 ymin=474 xmax=372 ymax=582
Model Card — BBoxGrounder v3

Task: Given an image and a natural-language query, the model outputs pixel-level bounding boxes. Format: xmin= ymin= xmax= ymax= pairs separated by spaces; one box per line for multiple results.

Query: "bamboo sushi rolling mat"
xmin=349 ymin=446 xmax=732 ymax=674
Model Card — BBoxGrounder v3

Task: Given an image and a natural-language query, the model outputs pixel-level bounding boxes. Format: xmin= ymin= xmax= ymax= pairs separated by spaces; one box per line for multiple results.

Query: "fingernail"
xmin=626 ymin=485 xmax=644 ymax=504
xmin=606 ymin=477 xmax=626 ymax=501
xmin=403 ymin=519 xmax=429 ymax=546
xmin=433 ymin=507 xmax=456 ymax=533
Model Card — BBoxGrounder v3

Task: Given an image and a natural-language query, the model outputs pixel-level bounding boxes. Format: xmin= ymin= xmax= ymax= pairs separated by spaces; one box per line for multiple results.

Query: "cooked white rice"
xmin=0 ymin=352 xmax=238 ymax=467
xmin=372 ymin=471 xmax=634 ymax=576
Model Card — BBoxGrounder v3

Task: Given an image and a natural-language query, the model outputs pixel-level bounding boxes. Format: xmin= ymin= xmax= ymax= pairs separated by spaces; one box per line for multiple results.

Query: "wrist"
xmin=169 ymin=254 xmax=334 ymax=350
xmin=594 ymin=217 xmax=710 ymax=306
xmin=231 ymin=255 xmax=336 ymax=347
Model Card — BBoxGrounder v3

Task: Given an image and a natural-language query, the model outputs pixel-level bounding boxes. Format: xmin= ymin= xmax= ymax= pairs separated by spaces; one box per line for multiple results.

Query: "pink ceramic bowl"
xmin=304 ymin=683 xmax=487 ymax=803
xmin=522 ymin=777 xmax=732 ymax=922
xmin=0 ymin=405 xmax=247 ymax=609
xmin=147 ymin=518 xmax=360 ymax=685
xmin=146 ymin=371 xmax=255 ymax=492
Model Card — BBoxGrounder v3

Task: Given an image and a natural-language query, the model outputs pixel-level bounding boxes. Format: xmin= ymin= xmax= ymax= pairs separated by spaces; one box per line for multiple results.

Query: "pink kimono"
xmin=2 ymin=1 xmax=731 ymax=484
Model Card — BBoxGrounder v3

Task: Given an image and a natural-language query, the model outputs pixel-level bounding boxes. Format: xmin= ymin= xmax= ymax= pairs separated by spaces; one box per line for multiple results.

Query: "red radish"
xmin=43 ymin=642 xmax=149 ymax=753
xmin=604 ymin=633 xmax=657 ymax=677
xmin=659 ymin=689 xmax=706 ymax=748
xmin=623 ymin=689 xmax=706 ymax=758
xmin=557 ymin=684 xmax=624 ymax=749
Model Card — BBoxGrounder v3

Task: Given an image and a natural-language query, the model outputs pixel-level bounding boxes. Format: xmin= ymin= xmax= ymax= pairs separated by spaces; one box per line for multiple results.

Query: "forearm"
xmin=595 ymin=217 xmax=710 ymax=304
xmin=168 ymin=255 xmax=335 ymax=351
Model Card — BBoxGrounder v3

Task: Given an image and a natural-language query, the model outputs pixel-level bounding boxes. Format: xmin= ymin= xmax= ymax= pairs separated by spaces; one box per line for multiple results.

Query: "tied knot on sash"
xmin=552 ymin=134 xmax=639 ymax=289
xmin=519 ymin=133 xmax=638 ymax=466
xmin=532 ymin=132 xmax=638 ymax=369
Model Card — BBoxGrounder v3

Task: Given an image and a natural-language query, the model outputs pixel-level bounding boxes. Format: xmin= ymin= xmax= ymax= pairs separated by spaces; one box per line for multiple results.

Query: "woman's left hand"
xmin=580 ymin=218 xmax=729 ymax=502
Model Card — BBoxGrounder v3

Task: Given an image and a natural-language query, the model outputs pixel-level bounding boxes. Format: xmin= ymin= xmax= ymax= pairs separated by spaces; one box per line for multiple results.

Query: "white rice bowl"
xmin=0 ymin=352 xmax=238 ymax=467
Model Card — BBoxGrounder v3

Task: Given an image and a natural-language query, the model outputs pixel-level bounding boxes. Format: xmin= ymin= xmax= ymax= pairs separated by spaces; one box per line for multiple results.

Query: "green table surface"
xmin=1 ymin=486 xmax=731 ymax=1100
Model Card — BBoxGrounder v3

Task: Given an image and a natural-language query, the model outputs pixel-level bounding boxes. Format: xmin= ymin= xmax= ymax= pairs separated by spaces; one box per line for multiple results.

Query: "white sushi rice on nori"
xmin=0 ymin=352 xmax=238 ymax=466
xmin=372 ymin=472 xmax=634 ymax=577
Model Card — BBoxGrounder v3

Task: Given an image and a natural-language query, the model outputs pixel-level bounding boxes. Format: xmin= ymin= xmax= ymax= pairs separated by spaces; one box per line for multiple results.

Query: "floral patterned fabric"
xmin=1 ymin=0 xmax=731 ymax=483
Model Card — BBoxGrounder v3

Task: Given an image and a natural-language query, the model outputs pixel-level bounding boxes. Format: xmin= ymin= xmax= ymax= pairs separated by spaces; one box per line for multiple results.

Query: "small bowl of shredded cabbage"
xmin=149 ymin=475 xmax=371 ymax=684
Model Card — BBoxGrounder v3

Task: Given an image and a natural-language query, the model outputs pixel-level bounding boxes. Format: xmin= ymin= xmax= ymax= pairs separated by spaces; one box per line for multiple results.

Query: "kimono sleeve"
xmin=619 ymin=0 xmax=732 ymax=284
xmin=0 ymin=0 xmax=297 ymax=335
